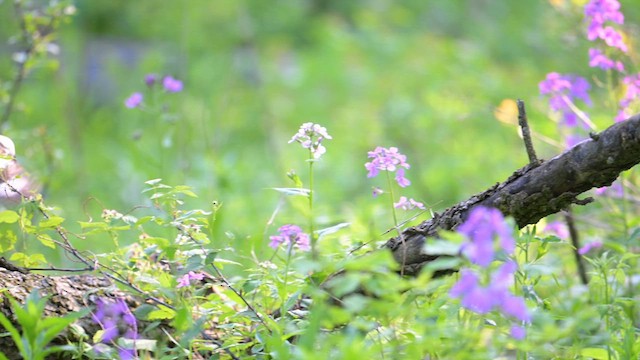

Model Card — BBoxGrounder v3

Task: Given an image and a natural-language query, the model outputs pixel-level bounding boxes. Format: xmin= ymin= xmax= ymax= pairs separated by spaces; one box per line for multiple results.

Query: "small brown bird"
xmin=0 ymin=135 xmax=36 ymax=205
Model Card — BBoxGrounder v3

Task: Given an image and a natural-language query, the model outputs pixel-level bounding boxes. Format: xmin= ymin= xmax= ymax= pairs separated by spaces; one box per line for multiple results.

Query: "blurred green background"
xmin=1 ymin=0 xmax=637 ymax=260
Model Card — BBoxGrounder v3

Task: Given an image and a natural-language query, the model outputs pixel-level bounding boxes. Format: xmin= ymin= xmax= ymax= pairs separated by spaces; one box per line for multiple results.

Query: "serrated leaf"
xmin=0 ymin=210 xmax=19 ymax=223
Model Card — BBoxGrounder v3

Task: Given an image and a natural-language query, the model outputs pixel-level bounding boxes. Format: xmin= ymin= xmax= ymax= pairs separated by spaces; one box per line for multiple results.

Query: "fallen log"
xmin=385 ymin=113 xmax=640 ymax=275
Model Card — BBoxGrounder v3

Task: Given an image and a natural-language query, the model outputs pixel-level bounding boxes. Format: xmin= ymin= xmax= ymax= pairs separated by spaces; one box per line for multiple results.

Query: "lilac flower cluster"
xmin=289 ymin=122 xmax=332 ymax=159
xmin=365 ymin=146 xmax=425 ymax=212
xmin=124 ymin=74 xmax=184 ymax=109
xmin=365 ymin=146 xmax=411 ymax=187
xmin=269 ymin=224 xmax=311 ymax=252
xmin=539 ymin=72 xmax=592 ymax=129
xmin=394 ymin=196 xmax=425 ymax=211
xmin=92 ymin=297 xmax=138 ymax=359
xmin=578 ymin=240 xmax=603 ymax=255
xmin=177 ymin=271 xmax=206 ymax=288
xmin=585 ymin=0 xmax=627 ymax=53
xmin=450 ymin=207 xmax=530 ymax=339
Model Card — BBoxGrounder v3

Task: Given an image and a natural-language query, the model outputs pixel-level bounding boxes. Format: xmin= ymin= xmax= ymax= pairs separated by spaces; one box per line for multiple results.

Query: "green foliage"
xmin=0 ymin=291 xmax=87 ymax=360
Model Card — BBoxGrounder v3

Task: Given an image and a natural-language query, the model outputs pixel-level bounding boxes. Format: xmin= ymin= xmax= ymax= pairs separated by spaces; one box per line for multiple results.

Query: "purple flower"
xmin=269 ymin=224 xmax=311 ymax=252
xmin=511 ymin=325 xmax=526 ymax=340
xmin=450 ymin=262 xmax=530 ymax=322
xmin=372 ymin=187 xmax=384 ymax=197
xmin=458 ymin=207 xmax=514 ymax=267
xmin=588 ymin=48 xmax=624 ymax=71
xmin=365 ymin=146 xmax=412 ymax=187
xmin=124 ymin=92 xmax=143 ymax=108
xmin=177 ymin=271 xmax=206 ymax=288
xmin=289 ymin=122 xmax=332 ymax=159
xmin=578 ymin=240 xmax=603 ymax=255
xmin=616 ymin=74 xmax=640 ymax=122
xmin=145 ymin=74 xmax=158 ymax=87
xmin=539 ymin=73 xmax=592 ymax=128
xmin=394 ymin=196 xmax=425 ymax=211
xmin=544 ymin=221 xmax=569 ymax=240
xmin=584 ymin=0 xmax=628 ymax=53
xmin=92 ymin=298 xmax=138 ymax=344
xmin=162 ymin=76 xmax=183 ymax=92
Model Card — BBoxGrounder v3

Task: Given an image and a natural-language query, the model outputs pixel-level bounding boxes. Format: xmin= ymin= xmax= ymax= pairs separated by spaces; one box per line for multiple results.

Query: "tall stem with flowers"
xmin=365 ymin=146 xmax=425 ymax=270
xmin=288 ymin=122 xmax=332 ymax=259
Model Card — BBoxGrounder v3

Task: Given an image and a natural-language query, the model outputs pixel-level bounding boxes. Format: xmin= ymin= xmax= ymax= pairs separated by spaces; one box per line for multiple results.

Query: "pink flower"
xmin=578 ymin=241 xmax=603 ymax=255
xmin=544 ymin=221 xmax=569 ymax=240
xmin=269 ymin=224 xmax=311 ymax=252
xmin=124 ymin=92 xmax=143 ymax=108
xmin=588 ymin=48 xmax=624 ymax=71
xmin=365 ymin=146 xmax=412 ymax=187
xmin=176 ymin=271 xmax=206 ymax=288
xmin=289 ymin=122 xmax=332 ymax=159
xmin=163 ymin=76 xmax=183 ymax=92
xmin=393 ymin=196 xmax=425 ymax=211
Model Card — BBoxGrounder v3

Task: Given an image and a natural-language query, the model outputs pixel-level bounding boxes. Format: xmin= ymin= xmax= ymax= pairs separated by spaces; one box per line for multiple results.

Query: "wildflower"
xmin=269 ymin=224 xmax=311 ymax=251
xmin=289 ymin=122 xmax=332 ymax=159
xmin=394 ymin=196 xmax=425 ymax=211
xmin=177 ymin=271 xmax=206 ymax=288
xmin=544 ymin=221 xmax=569 ymax=240
xmin=92 ymin=297 xmax=137 ymax=359
xmin=588 ymin=48 xmax=624 ymax=71
xmin=372 ymin=187 xmax=384 ymax=197
xmin=616 ymin=74 xmax=640 ymax=122
xmin=511 ymin=325 xmax=526 ymax=340
xmin=365 ymin=146 xmax=411 ymax=187
xmin=578 ymin=240 xmax=603 ymax=255
xmin=458 ymin=206 xmax=514 ymax=267
xmin=124 ymin=92 xmax=143 ymax=108
xmin=162 ymin=75 xmax=183 ymax=92
xmin=584 ymin=0 xmax=627 ymax=52
xmin=145 ymin=74 xmax=158 ymax=87
xmin=539 ymin=73 xmax=591 ymax=128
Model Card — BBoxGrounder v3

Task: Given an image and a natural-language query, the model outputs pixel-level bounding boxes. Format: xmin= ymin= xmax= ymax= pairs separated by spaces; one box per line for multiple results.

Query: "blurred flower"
xmin=458 ymin=206 xmax=514 ymax=267
xmin=365 ymin=146 xmax=411 ymax=187
xmin=616 ymin=74 xmax=640 ymax=122
xmin=544 ymin=221 xmax=569 ymax=240
xmin=578 ymin=240 xmax=603 ymax=255
xmin=511 ymin=325 xmax=526 ymax=340
xmin=289 ymin=122 xmax=332 ymax=159
xmin=124 ymin=92 xmax=143 ymax=108
xmin=394 ymin=196 xmax=425 ymax=211
xmin=92 ymin=298 xmax=137 ymax=345
xmin=588 ymin=48 xmax=624 ymax=71
xmin=145 ymin=74 xmax=158 ymax=87
xmin=372 ymin=187 xmax=384 ymax=197
xmin=595 ymin=181 xmax=624 ymax=196
xmin=450 ymin=261 xmax=530 ymax=323
xmin=585 ymin=0 xmax=627 ymax=52
xmin=269 ymin=224 xmax=310 ymax=251
xmin=177 ymin=271 xmax=206 ymax=288
xmin=162 ymin=76 xmax=183 ymax=92
xmin=539 ymin=73 xmax=591 ymax=128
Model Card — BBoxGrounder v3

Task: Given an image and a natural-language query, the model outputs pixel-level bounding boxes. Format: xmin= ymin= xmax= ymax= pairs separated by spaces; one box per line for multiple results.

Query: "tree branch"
xmin=385 ymin=113 xmax=640 ymax=274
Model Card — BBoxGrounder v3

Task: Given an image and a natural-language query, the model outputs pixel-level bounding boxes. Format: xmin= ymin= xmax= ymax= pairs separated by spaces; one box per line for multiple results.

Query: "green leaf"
xmin=37 ymin=234 xmax=56 ymax=249
xmin=147 ymin=306 xmax=176 ymax=320
xmin=270 ymin=187 xmax=310 ymax=197
xmin=316 ymin=223 xmax=350 ymax=238
xmin=145 ymin=178 xmax=163 ymax=185
xmin=38 ymin=216 xmax=65 ymax=229
xmin=422 ymin=240 xmax=462 ymax=256
xmin=0 ymin=210 xmax=19 ymax=223
xmin=580 ymin=348 xmax=609 ymax=359
xmin=0 ymin=230 xmax=17 ymax=252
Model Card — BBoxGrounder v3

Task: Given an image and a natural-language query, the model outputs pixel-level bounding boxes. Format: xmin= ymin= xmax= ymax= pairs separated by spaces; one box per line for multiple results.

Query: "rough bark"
xmin=385 ymin=113 xmax=640 ymax=275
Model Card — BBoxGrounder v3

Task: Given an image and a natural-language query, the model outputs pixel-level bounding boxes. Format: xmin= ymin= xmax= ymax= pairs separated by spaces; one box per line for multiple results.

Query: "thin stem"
xmin=386 ymin=171 xmax=406 ymax=274
xmin=280 ymin=242 xmax=294 ymax=319
xmin=308 ymin=152 xmax=317 ymax=259
xmin=564 ymin=210 xmax=589 ymax=285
